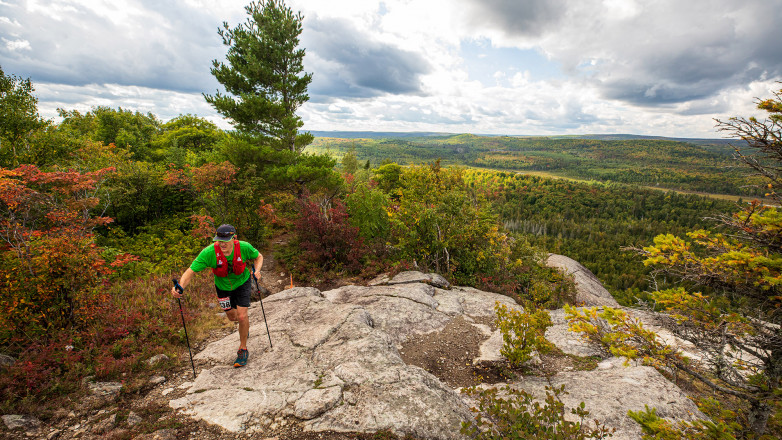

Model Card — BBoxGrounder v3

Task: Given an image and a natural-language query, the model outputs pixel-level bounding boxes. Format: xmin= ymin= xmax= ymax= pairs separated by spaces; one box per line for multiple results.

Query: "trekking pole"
xmin=251 ymin=268 xmax=273 ymax=349
xmin=172 ymin=279 xmax=197 ymax=380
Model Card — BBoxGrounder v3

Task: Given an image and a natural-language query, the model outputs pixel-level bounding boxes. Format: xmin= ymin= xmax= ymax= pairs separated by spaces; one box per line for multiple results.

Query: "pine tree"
xmin=204 ymin=0 xmax=313 ymax=153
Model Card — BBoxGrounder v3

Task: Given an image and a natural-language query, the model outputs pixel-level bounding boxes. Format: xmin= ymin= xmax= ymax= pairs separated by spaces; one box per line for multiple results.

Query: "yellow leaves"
xmin=644 ymin=225 xmax=782 ymax=293
xmin=566 ymin=305 xmax=685 ymax=367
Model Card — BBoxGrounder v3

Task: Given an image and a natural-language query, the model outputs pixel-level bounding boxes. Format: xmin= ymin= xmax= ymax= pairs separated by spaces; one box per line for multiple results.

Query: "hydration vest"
xmin=213 ymin=240 xmax=246 ymax=277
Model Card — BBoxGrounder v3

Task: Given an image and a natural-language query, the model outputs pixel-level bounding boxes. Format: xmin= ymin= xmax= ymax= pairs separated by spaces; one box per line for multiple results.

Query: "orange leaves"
xmin=109 ymin=252 xmax=139 ymax=268
xmin=189 ymin=214 xmax=215 ymax=240
xmin=0 ymin=164 xmax=115 ymax=240
xmin=164 ymin=161 xmax=237 ymax=193
xmin=256 ymin=199 xmax=281 ymax=226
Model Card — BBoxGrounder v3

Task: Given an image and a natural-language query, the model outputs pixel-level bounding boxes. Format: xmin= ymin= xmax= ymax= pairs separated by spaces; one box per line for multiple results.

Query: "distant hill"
xmin=549 ymin=134 xmax=739 ymax=151
xmin=310 ymin=130 xmax=739 ymax=148
xmin=309 ymin=130 xmax=453 ymax=139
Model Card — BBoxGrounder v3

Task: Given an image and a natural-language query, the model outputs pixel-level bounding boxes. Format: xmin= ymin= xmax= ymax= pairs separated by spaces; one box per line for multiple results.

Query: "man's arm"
xmin=172 ymin=267 xmax=196 ymax=298
xmin=252 ymin=253 xmax=264 ymax=277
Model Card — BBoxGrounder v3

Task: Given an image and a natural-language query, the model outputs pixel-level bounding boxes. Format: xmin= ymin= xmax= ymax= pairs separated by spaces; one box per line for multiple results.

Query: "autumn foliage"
xmin=0 ymin=165 xmax=138 ymax=345
xmin=290 ymin=194 xmax=368 ymax=275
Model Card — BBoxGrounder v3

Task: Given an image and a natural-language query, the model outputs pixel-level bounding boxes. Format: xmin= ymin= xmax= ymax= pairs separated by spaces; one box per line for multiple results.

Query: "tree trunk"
xmin=748 ymin=399 xmax=770 ymax=436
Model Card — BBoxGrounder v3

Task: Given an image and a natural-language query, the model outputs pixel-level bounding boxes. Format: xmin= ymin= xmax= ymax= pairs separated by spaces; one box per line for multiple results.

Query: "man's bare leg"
xmin=236 ymin=306 xmax=249 ymax=350
xmin=226 ymin=307 xmax=250 ymax=350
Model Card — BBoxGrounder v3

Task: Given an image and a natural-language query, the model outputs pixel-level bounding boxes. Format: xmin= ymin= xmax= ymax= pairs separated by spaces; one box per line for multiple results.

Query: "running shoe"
xmin=233 ymin=348 xmax=249 ymax=368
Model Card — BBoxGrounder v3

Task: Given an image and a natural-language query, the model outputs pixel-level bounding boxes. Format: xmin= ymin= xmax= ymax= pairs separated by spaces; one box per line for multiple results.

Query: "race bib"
xmin=218 ymin=296 xmax=232 ymax=311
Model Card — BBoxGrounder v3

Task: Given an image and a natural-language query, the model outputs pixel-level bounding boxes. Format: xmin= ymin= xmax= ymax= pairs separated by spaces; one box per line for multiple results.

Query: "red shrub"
xmin=294 ymin=195 xmax=368 ymax=273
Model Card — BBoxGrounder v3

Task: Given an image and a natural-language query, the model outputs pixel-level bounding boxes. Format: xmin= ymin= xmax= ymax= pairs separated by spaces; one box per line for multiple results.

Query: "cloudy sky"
xmin=2 ymin=0 xmax=781 ymax=138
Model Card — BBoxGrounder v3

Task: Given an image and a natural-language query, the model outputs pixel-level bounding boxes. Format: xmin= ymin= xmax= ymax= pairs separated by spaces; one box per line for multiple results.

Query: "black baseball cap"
xmin=213 ymin=224 xmax=236 ymax=242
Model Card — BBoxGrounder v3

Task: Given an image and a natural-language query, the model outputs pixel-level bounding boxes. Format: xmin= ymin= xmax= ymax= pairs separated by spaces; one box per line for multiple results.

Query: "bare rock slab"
xmin=145 ymin=354 xmax=169 ymax=366
xmin=171 ymin=285 xmax=475 ymax=439
xmin=512 ymin=358 xmax=704 ymax=440
xmin=294 ymin=386 xmax=343 ymax=420
xmin=169 ymin=276 xmax=704 ymax=440
xmin=545 ymin=308 xmax=604 ymax=357
xmin=323 ymin=284 xmax=449 ymax=344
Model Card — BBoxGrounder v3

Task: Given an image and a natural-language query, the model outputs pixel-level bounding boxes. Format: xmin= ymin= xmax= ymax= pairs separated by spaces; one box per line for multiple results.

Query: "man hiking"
xmin=171 ymin=224 xmax=263 ymax=368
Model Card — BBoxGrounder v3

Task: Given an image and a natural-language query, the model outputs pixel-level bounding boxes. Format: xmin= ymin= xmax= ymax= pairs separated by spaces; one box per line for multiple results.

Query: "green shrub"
xmin=628 ymin=405 xmax=736 ymax=440
xmin=345 ymin=183 xmax=390 ymax=245
xmin=495 ymin=302 xmax=553 ymax=367
xmin=461 ymin=384 xmax=614 ymax=439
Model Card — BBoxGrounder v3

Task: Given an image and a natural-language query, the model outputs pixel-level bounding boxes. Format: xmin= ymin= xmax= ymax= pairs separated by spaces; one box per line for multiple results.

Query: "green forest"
xmin=309 ymin=134 xmax=763 ymax=197
xmin=460 ymin=170 xmax=739 ymax=304
xmin=2 ymin=0 xmax=782 ymax=437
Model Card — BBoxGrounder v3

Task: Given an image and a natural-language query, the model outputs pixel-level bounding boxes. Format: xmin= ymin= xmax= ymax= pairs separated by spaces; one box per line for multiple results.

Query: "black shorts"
xmin=215 ymin=277 xmax=252 ymax=311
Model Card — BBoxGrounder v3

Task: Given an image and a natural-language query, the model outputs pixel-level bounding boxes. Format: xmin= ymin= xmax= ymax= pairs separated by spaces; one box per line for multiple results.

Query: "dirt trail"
xmin=257 ymin=233 xmax=294 ymax=294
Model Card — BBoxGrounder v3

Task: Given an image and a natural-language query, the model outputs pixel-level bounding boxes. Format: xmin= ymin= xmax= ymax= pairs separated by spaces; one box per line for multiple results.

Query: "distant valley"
xmin=308 ymin=132 xmax=754 ymax=199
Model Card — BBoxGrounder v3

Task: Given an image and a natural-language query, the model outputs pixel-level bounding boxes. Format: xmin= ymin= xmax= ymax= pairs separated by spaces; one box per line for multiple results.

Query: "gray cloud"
xmin=0 ymin=0 xmax=223 ymax=93
xmin=458 ymin=0 xmax=782 ymax=107
xmin=302 ymin=15 xmax=431 ymax=101
xmin=461 ymin=0 xmax=568 ymax=37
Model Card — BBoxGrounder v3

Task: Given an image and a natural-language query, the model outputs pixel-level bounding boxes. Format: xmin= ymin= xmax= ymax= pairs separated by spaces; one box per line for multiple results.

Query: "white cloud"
xmin=4 ymin=38 xmax=30 ymax=51
xmin=0 ymin=16 xmax=21 ymax=26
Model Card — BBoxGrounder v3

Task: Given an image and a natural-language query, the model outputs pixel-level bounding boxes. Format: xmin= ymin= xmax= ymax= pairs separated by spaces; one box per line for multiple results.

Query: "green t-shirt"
xmin=190 ymin=240 xmax=260 ymax=291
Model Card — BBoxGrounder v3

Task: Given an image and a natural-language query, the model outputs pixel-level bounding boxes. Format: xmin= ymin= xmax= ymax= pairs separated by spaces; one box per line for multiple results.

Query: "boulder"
xmin=367 ymin=274 xmax=391 ymax=286
xmin=0 ymin=353 xmax=15 ymax=368
xmin=126 ymin=411 xmax=142 ymax=427
xmin=387 ymin=271 xmax=432 ymax=285
xmin=89 ymin=381 xmax=123 ymax=400
xmin=1 ymin=414 xmax=41 ymax=431
xmin=429 ymin=273 xmax=451 ymax=289
xmin=546 ymin=254 xmax=620 ymax=307
xmin=377 ymin=271 xmax=452 ymax=289
xmin=91 ymin=413 xmax=117 ymax=434
xmin=146 ymin=354 xmax=169 ymax=366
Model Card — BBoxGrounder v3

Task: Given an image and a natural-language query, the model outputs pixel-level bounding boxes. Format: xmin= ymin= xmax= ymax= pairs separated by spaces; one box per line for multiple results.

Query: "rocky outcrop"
xmin=369 ymin=270 xmax=452 ymax=289
xmin=169 ymin=270 xmax=703 ymax=440
xmin=2 ymin=414 xmax=41 ymax=431
xmin=515 ymin=358 xmax=704 ymax=436
xmin=170 ymin=285 xmax=481 ymax=438
xmin=546 ymin=254 xmax=620 ymax=307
